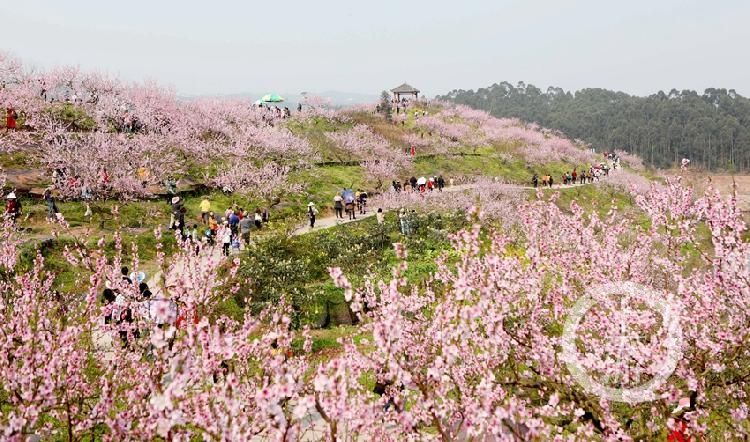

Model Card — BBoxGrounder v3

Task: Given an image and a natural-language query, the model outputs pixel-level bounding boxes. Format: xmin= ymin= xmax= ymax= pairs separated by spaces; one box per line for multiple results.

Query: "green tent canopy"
xmin=261 ymin=94 xmax=285 ymax=103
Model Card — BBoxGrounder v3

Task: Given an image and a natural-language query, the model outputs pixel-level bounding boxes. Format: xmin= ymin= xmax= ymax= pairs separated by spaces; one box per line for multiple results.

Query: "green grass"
xmin=289 ymin=164 xmax=366 ymax=212
xmin=45 ymin=103 xmax=97 ymax=131
xmin=0 ymin=151 xmax=39 ymax=169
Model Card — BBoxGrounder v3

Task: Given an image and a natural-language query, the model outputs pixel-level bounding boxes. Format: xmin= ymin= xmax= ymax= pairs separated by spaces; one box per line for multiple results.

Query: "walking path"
xmin=292 ymin=184 xmax=467 ymax=235
xmin=291 ymin=180 xmax=590 ymax=235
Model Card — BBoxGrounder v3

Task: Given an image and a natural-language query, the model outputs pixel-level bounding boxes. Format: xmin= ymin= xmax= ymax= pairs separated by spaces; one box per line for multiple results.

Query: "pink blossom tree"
xmin=326 ymin=125 xmax=411 ymax=188
xmin=2 ymin=177 xmax=750 ymax=439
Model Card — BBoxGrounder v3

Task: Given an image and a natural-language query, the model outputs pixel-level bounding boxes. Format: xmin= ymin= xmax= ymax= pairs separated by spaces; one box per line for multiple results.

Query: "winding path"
xmin=291 ymin=180 xmax=590 ymax=235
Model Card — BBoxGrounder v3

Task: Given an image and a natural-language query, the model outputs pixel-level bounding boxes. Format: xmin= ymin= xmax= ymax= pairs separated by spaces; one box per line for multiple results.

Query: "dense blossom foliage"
xmin=615 ymin=149 xmax=646 ymax=171
xmin=370 ymin=179 xmax=525 ymax=223
xmin=0 ymin=53 xmax=315 ymax=199
xmin=407 ymin=103 xmax=597 ymax=165
xmin=325 ymin=125 xmax=411 ymax=189
xmin=1 ymin=175 xmax=748 ymax=440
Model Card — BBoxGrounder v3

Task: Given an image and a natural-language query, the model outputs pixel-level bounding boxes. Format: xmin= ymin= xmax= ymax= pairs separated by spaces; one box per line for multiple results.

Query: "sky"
xmin=1 ymin=0 xmax=748 ymax=98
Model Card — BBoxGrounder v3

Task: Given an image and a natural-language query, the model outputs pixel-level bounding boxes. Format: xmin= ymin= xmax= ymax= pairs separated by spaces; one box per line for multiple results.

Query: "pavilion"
xmin=391 ymin=83 xmax=420 ymax=102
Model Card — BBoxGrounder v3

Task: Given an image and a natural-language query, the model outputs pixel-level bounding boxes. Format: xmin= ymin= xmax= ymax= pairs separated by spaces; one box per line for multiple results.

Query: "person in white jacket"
xmin=307 ymin=202 xmax=318 ymax=228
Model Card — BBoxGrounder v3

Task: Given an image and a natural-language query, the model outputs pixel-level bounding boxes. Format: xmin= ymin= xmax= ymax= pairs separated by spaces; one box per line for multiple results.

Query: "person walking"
xmin=333 ymin=193 xmax=344 ymax=219
xmin=200 ymin=197 xmax=211 ymax=225
xmin=221 ymin=226 xmax=231 ymax=256
xmin=358 ymin=190 xmax=368 ymax=215
xmin=376 ymin=208 xmax=384 ymax=224
xmin=239 ymin=215 xmax=252 ymax=246
xmin=254 ymin=209 xmax=263 ymax=229
xmin=532 ymin=174 xmax=539 ymax=188
xmin=409 ymin=176 xmax=417 ymax=191
xmin=307 ymin=202 xmax=318 ymax=228
xmin=43 ymin=187 xmax=59 ymax=222
xmin=344 ymin=191 xmax=355 ymax=220
xmin=4 ymin=192 xmax=21 ymax=223
xmin=228 ymin=210 xmax=240 ymax=235
xmin=164 ymin=177 xmax=177 ymax=205
xmin=437 ymin=175 xmax=445 ymax=192
xmin=6 ymin=107 xmax=17 ymax=131
xmin=170 ymin=196 xmax=184 ymax=232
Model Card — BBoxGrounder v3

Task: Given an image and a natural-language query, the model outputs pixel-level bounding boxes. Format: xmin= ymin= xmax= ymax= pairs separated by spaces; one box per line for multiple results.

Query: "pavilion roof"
xmin=390 ymin=83 xmax=420 ymax=94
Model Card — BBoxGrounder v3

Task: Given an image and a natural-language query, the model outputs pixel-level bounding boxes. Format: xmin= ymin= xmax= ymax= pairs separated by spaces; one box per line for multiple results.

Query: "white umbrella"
xmin=417 ymin=177 xmax=427 ymax=185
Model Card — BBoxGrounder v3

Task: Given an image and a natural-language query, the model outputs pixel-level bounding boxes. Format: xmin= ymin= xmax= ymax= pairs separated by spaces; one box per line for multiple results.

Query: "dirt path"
xmin=291 ymin=180 xmax=590 ymax=235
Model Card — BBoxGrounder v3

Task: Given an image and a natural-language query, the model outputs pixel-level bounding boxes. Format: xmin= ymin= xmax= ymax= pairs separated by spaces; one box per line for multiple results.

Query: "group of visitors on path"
xmin=392 ymin=175 xmax=446 ymax=193
xmin=169 ymin=195 xmax=270 ymax=256
xmin=3 ymin=186 xmax=65 ymax=225
xmin=332 ymin=188 xmax=368 ymax=222
xmin=531 ymin=158 xmax=619 ymax=188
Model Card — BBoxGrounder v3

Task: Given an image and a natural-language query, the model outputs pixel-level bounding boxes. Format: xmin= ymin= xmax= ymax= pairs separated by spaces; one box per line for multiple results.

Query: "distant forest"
xmin=439 ymin=82 xmax=750 ymax=171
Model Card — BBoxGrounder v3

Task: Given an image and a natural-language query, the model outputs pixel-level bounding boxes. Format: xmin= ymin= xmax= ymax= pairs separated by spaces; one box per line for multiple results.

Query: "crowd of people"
xmin=531 ymin=156 xmax=620 ymax=188
xmin=100 ymin=265 xmax=188 ymax=351
xmin=391 ymin=175 xmax=446 ymax=193
xmin=331 ymin=188 xmax=368 ymax=222
xmin=256 ymin=103 xmax=292 ymax=125
xmin=168 ymin=195 xmax=271 ymax=256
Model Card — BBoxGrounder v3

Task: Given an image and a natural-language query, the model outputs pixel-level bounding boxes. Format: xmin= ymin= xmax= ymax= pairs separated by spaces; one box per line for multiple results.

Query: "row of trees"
xmin=0 ymin=52 xmax=334 ymax=199
xmin=440 ymin=82 xmax=750 ymax=170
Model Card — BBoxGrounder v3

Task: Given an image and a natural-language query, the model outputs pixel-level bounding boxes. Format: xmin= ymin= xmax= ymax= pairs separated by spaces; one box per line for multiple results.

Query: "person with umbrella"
xmin=417 ymin=176 xmax=427 ymax=193
xmin=260 ymin=94 xmax=285 ymax=103
xmin=343 ymin=189 xmax=356 ymax=220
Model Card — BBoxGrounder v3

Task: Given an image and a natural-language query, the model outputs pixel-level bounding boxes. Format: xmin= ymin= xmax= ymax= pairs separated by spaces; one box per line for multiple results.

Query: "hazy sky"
xmin=1 ymin=0 xmax=748 ymax=97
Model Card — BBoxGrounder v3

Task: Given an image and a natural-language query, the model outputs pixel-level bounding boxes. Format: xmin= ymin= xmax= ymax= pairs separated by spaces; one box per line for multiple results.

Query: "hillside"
xmin=440 ymin=82 xmax=750 ymax=171
xmin=13 ymin=54 xmax=750 ymax=441
xmin=0 ymin=53 xmax=632 ymax=206
xmin=0 ymin=53 xmax=649 ymax=285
